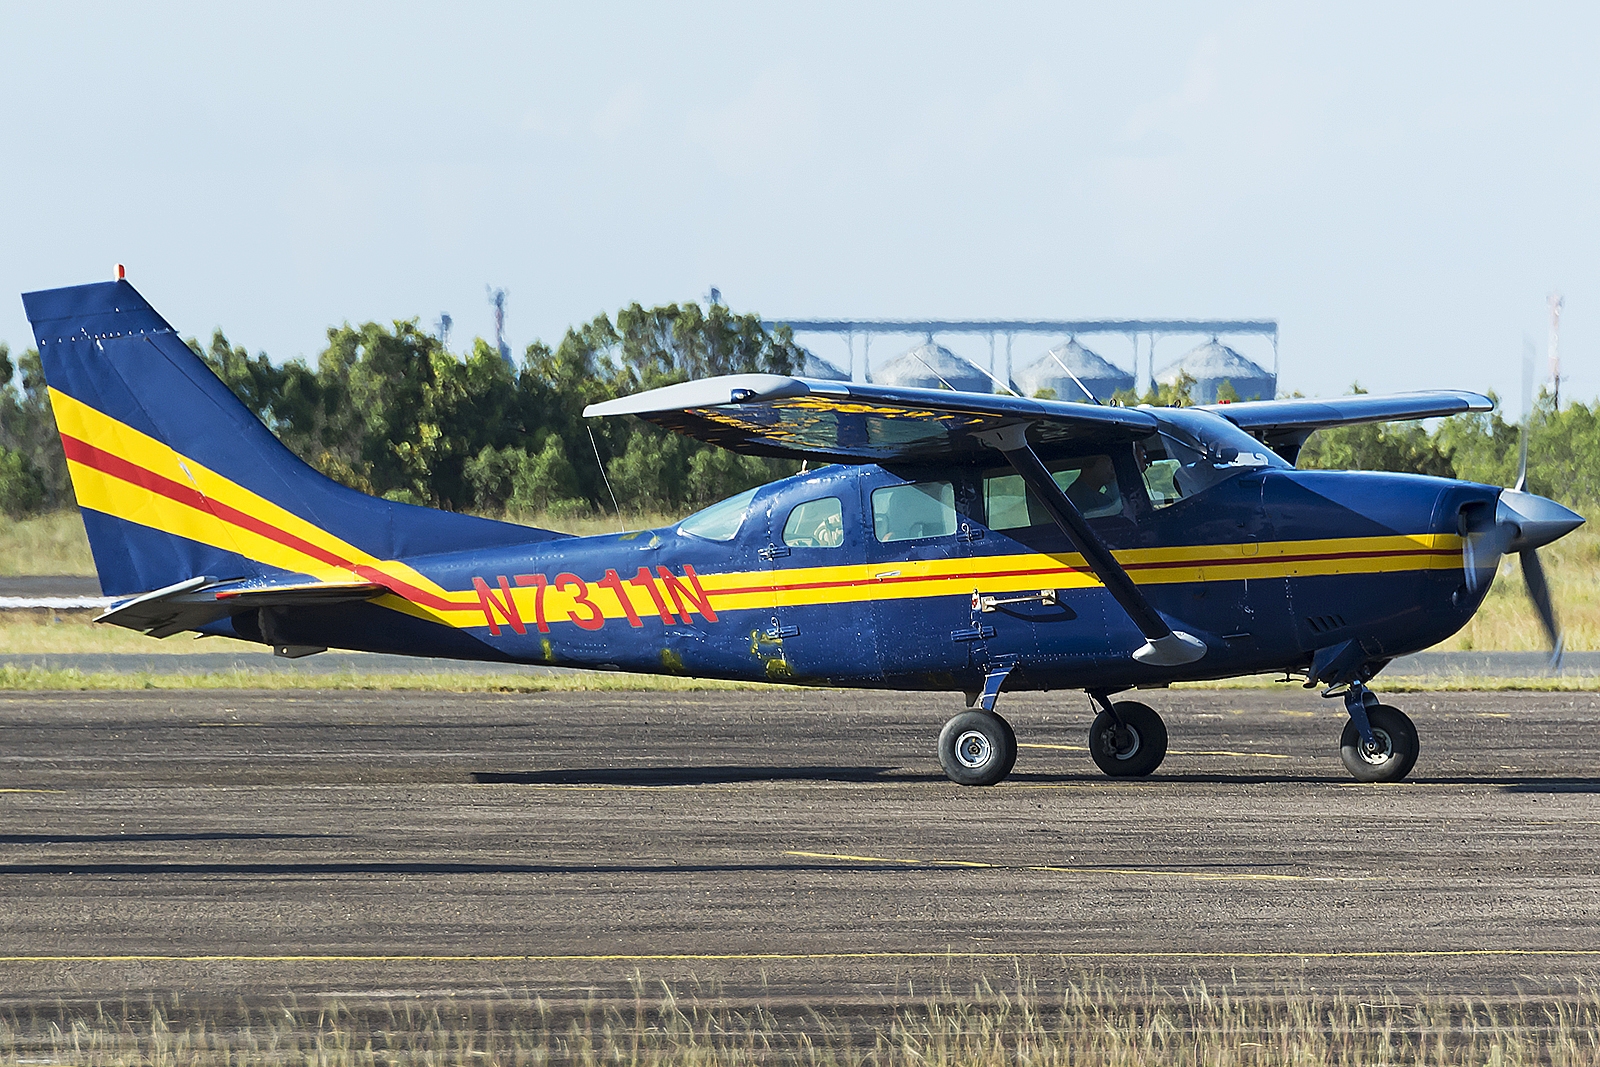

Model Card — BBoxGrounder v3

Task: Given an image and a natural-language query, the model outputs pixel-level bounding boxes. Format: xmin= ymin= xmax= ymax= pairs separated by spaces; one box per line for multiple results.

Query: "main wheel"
xmin=938 ymin=710 xmax=1018 ymax=786
xmin=1339 ymin=704 xmax=1418 ymax=783
xmin=1088 ymin=701 xmax=1168 ymax=777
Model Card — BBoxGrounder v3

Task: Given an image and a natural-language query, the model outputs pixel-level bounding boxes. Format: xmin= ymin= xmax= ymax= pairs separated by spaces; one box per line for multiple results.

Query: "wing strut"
xmin=977 ymin=425 xmax=1206 ymax=667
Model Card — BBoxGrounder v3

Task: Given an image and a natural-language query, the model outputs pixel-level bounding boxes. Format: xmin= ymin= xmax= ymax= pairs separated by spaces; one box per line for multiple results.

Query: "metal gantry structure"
xmin=760 ymin=318 xmax=1280 ymax=391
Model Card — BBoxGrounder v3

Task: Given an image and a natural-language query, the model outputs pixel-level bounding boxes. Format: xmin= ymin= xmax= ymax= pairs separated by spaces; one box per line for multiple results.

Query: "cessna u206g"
xmin=24 ymin=279 xmax=1584 ymax=784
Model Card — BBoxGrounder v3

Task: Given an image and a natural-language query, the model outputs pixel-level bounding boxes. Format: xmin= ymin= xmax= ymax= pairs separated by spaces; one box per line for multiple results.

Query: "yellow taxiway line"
xmin=785 ymin=850 xmax=1355 ymax=883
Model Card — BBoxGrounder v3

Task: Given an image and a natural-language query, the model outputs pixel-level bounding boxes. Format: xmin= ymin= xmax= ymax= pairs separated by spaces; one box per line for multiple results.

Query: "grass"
xmin=0 ymin=613 xmax=265 ymax=653
xmin=1439 ymin=524 xmax=1600 ymax=652
xmin=0 ymin=509 xmax=97 ymax=575
xmin=0 ymin=664 xmax=770 ymax=692
xmin=3 ymin=975 xmax=1600 ymax=1065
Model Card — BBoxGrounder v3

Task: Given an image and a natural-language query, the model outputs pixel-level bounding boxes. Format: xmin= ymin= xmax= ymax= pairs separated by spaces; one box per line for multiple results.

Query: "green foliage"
xmin=1297 ymin=384 xmax=1600 ymax=507
xmin=1111 ymin=372 xmax=1198 ymax=409
xmin=0 ymin=343 xmax=72 ymax=513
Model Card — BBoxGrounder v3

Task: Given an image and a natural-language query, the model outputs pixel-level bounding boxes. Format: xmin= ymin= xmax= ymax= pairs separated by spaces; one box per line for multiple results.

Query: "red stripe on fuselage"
xmin=59 ymin=434 xmax=463 ymax=612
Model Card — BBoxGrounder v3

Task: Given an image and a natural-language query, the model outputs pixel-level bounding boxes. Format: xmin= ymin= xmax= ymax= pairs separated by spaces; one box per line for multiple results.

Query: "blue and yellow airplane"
xmin=22 ymin=278 xmax=1584 ymax=785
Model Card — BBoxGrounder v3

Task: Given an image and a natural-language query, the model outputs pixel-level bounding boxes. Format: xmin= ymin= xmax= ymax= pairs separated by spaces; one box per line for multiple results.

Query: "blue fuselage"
xmin=232 ymin=462 xmax=1499 ymax=695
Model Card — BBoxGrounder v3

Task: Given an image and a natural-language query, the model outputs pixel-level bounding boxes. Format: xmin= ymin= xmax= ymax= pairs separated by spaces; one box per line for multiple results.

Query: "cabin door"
xmin=758 ymin=469 xmax=881 ymax=684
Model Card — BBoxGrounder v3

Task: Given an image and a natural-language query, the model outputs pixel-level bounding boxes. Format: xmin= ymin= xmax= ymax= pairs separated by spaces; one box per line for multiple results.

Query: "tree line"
xmin=0 ymin=306 xmax=1594 ymax=522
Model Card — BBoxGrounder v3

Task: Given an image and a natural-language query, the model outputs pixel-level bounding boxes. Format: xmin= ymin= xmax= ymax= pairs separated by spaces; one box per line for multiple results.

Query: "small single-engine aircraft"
xmin=23 ymin=279 xmax=1584 ymax=784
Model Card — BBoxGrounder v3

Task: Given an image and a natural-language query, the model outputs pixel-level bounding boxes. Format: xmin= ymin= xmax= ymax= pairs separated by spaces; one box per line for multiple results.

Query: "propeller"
xmin=1461 ymin=343 xmax=1583 ymax=666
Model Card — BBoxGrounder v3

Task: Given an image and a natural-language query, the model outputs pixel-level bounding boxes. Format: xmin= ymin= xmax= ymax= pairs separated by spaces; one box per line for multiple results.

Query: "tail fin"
xmin=23 ymin=279 xmax=560 ymax=596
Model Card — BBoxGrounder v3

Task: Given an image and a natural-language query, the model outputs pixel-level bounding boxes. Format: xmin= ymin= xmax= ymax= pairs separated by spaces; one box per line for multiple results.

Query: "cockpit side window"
xmin=1135 ymin=411 xmax=1287 ymax=508
xmin=678 ymin=487 xmax=757 ymax=541
xmin=983 ymin=454 xmax=1124 ymax=529
xmin=782 ymin=497 xmax=844 ymax=548
xmin=872 ymin=481 xmax=957 ymax=542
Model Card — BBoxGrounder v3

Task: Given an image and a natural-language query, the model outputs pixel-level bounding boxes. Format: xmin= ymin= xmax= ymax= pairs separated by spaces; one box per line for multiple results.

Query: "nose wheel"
xmin=1338 ymin=701 xmax=1418 ymax=782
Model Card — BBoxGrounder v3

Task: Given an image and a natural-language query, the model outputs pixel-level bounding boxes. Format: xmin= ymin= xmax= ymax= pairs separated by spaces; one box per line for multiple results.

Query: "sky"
xmin=1 ymin=2 xmax=1596 ymax=405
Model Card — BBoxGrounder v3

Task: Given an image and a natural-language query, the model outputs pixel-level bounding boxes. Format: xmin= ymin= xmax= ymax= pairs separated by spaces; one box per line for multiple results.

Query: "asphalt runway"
xmin=2 ymin=687 xmax=1599 ymax=1006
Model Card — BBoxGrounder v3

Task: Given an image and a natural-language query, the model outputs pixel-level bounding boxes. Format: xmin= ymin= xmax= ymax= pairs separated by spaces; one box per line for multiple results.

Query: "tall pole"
xmin=1548 ymin=292 xmax=1564 ymax=411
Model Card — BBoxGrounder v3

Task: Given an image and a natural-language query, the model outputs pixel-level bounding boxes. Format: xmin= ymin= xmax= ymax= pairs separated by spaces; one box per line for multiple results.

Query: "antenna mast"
xmin=487 ymin=286 xmax=512 ymax=371
xmin=1548 ymin=291 xmax=1564 ymax=411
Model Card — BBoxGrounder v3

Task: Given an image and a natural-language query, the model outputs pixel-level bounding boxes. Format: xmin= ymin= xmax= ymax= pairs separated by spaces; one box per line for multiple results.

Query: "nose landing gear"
xmin=1335 ymin=682 xmax=1419 ymax=783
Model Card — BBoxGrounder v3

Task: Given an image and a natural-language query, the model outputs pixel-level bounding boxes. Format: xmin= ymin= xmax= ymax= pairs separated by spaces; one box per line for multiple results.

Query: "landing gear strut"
xmin=1335 ymin=682 xmax=1418 ymax=783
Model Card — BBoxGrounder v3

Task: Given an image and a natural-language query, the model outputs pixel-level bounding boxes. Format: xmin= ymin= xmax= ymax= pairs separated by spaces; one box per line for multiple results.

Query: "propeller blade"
xmin=1519 ymin=548 xmax=1563 ymax=669
xmin=1517 ymin=339 xmax=1534 ymax=491
xmin=1462 ymin=527 xmax=1503 ymax=594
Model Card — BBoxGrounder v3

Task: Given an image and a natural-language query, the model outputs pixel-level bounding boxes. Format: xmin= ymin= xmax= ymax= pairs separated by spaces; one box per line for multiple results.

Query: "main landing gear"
xmin=1335 ymin=681 xmax=1419 ymax=783
xmin=935 ymin=676 xmax=1171 ymax=786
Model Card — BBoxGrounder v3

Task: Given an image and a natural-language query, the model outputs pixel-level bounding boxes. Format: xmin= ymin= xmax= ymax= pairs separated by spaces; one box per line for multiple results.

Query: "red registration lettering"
xmin=513 ymin=573 xmax=550 ymax=633
xmin=472 ymin=575 xmax=526 ymax=636
xmin=596 ymin=568 xmax=643 ymax=627
xmin=556 ymin=572 xmax=605 ymax=630
xmin=655 ymin=565 xmax=718 ymax=623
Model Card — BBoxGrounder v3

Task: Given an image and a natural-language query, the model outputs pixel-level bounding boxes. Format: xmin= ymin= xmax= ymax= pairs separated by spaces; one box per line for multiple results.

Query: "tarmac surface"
xmin=2 ymin=687 xmax=1600 ymax=1005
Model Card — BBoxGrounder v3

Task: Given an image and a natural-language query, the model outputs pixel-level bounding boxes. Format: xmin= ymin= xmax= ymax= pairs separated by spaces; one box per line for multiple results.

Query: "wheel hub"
xmin=1358 ymin=728 xmax=1395 ymax=765
xmin=954 ymin=729 xmax=993 ymax=769
xmin=1097 ymin=723 xmax=1141 ymax=761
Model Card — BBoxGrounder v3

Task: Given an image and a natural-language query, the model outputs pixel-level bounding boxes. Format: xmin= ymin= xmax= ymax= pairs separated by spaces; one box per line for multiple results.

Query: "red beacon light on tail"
xmin=114 ymin=264 xmax=126 ymax=281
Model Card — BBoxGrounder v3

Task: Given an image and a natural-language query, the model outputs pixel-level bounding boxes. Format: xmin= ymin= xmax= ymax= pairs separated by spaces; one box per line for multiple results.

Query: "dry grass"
xmin=0 ymin=510 xmax=96 ymax=575
xmin=1439 ymin=524 xmax=1600 ymax=651
xmin=0 ymin=663 xmax=770 ymax=692
xmin=0 ymin=612 xmax=264 ymax=653
xmin=3 ymin=975 xmax=1600 ymax=1065
xmin=501 ymin=506 xmax=686 ymax=537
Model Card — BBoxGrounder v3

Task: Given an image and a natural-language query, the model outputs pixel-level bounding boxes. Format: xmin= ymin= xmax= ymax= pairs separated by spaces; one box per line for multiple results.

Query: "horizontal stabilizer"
xmin=99 ymin=576 xmax=386 ymax=639
xmin=584 ymin=374 xmax=1158 ymax=462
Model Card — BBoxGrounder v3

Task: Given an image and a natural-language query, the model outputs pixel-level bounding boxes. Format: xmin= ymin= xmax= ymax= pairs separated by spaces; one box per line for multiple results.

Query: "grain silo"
xmin=1012 ymin=338 xmax=1134 ymax=403
xmin=871 ymin=342 xmax=992 ymax=393
xmin=1153 ymin=338 xmax=1275 ymax=404
xmin=800 ymin=350 xmax=849 ymax=380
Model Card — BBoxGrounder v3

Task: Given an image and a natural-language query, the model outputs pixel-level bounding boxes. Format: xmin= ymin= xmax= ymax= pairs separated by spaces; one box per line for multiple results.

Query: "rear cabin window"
xmin=782 ymin=497 xmax=844 ymax=548
xmin=872 ymin=481 xmax=957 ymax=542
xmin=983 ymin=454 xmax=1123 ymax=529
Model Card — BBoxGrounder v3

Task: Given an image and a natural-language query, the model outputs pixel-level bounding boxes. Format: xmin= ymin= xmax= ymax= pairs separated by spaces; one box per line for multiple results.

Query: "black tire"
xmin=997 ymin=714 xmax=1018 ymax=777
xmin=1339 ymin=704 xmax=1418 ymax=783
xmin=938 ymin=710 xmax=1018 ymax=786
xmin=1088 ymin=701 xmax=1168 ymax=777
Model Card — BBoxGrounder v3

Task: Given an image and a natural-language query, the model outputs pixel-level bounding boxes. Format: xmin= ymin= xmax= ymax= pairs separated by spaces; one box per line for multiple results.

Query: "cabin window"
xmin=678 ymin=487 xmax=757 ymax=541
xmin=983 ymin=455 xmax=1123 ymax=528
xmin=782 ymin=497 xmax=844 ymax=548
xmin=872 ymin=481 xmax=957 ymax=542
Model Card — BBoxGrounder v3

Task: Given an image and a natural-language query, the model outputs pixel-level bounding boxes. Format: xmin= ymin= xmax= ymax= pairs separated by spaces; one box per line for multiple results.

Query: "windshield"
xmin=1137 ymin=408 xmax=1288 ymax=507
xmin=677 ymin=487 xmax=758 ymax=541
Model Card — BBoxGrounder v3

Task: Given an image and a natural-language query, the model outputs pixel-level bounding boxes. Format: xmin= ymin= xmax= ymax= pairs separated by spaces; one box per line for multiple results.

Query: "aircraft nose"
xmin=1497 ymin=489 xmax=1585 ymax=552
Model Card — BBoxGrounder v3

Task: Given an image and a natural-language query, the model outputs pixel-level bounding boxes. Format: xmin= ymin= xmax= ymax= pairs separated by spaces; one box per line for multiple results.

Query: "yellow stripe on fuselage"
xmin=52 ymin=387 xmax=1463 ymax=633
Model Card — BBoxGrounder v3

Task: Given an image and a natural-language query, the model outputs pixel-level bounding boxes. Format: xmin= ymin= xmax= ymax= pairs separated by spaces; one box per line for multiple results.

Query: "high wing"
xmin=586 ymin=374 xmax=1206 ymax=666
xmin=583 ymin=374 xmax=1158 ymax=464
xmin=1198 ymin=390 xmax=1493 ymax=463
